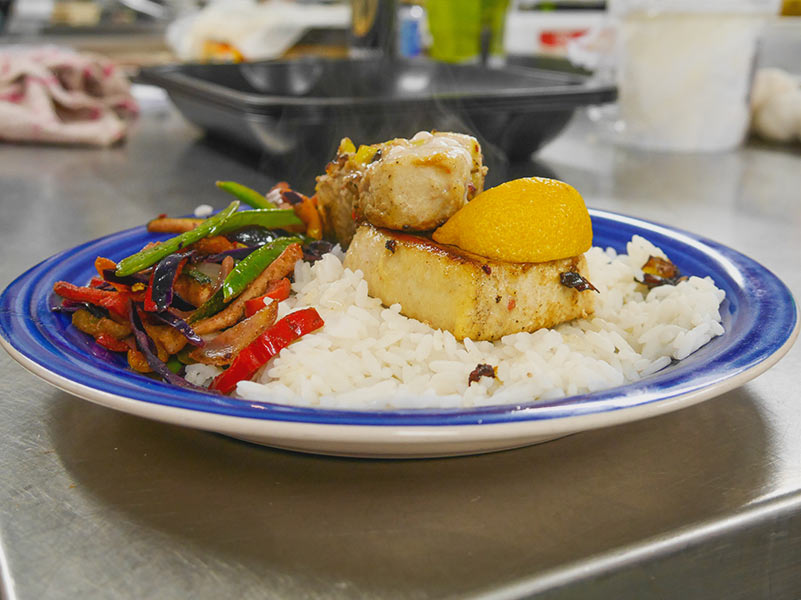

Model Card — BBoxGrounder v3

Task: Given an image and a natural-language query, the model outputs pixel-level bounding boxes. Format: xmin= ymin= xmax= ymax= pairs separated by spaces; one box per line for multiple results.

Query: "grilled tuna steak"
xmin=344 ymin=224 xmax=596 ymax=341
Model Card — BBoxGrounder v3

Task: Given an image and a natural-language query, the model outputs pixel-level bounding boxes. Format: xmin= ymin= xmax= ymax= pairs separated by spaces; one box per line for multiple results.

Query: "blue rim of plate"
xmin=0 ymin=209 xmax=797 ymax=427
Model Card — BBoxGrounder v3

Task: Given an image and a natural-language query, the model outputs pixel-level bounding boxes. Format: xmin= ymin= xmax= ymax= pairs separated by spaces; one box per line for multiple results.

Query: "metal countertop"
xmin=0 ymin=87 xmax=800 ymax=599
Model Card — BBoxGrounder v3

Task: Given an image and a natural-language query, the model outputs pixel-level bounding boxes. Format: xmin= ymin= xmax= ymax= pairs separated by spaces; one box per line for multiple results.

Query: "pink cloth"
xmin=0 ymin=46 xmax=139 ymax=147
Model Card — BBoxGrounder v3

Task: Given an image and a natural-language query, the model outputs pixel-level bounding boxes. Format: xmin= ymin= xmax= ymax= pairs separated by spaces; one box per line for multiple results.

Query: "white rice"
xmin=193 ymin=204 xmax=214 ymax=218
xmin=186 ymin=235 xmax=726 ymax=409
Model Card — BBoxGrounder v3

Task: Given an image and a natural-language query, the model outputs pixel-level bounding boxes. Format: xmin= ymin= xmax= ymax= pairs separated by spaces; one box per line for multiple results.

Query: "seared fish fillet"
xmin=344 ymin=224 xmax=596 ymax=341
xmin=316 ymin=132 xmax=487 ymax=247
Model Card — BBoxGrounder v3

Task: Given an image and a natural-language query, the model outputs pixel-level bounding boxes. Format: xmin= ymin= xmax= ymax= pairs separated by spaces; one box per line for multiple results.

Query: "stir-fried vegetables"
xmin=220 ymin=237 xmax=302 ymax=302
xmin=116 ymin=201 xmax=241 ymax=277
xmin=244 ymin=278 xmax=291 ymax=317
xmin=190 ymin=243 xmax=303 ymax=333
xmin=144 ymin=253 xmax=188 ymax=312
xmin=51 ymin=180 xmax=327 ymax=395
xmin=189 ymin=301 xmax=279 ymax=366
xmin=210 ymin=308 xmax=325 ymax=394
xmin=52 ymin=282 xmax=141 ymax=320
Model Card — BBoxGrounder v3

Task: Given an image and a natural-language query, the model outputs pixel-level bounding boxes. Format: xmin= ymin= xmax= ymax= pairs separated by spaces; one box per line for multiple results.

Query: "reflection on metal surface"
xmin=0 ymin=533 xmax=16 ymax=600
xmin=36 ymin=388 xmax=770 ymax=598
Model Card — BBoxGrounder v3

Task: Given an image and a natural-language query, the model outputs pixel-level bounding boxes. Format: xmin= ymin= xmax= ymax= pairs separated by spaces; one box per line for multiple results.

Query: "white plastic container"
xmin=609 ymin=0 xmax=780 ymax=152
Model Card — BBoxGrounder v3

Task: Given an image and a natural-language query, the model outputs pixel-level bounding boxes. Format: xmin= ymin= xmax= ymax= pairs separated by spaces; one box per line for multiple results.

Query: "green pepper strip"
xmin=216 ymin=181 xmax=276 ymax=209
xmin=186 ymin=289 xmax=226 ymax=325
xmin=188 ymin=237 xmax=301 ymax=323
xmin=222 ymin=237 xmax=301 ymax=301
xmin=214 ymin=208 xmax=302 ymax=234
xmin=115 ymin=201 xmax=240 ymax=277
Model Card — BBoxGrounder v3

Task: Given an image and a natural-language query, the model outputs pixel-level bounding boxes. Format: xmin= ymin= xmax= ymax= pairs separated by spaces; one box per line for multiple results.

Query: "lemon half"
xmin=432 ymin=177 xmax=592 ymax=263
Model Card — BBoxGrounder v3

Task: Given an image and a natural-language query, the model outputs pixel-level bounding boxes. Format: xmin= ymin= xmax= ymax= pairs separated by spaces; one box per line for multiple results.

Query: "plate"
xmin=0 ymin=210 xmax=797 ymax=458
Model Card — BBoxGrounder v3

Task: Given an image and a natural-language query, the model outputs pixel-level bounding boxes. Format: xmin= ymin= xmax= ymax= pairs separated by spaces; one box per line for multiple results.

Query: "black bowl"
xmin=139 ymin=56 xmax=615 ymax=168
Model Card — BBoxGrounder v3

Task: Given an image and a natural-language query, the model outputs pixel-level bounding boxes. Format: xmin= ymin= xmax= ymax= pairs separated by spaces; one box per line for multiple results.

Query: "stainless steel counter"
xmin=1 ymin=86 xmax=800 ymax=599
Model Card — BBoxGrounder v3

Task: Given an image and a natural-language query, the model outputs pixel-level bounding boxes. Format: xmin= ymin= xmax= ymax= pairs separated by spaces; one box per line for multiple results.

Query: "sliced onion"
xmin=189 ymin=300 xmax=278 ymax=366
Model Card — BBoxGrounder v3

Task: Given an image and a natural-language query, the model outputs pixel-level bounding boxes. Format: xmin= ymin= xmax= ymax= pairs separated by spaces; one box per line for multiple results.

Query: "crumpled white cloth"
xmin=0 ymin=46 xmax=139 ymax=147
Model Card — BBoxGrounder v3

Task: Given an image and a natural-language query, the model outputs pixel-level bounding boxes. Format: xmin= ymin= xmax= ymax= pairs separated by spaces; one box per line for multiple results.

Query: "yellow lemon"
xmin=432 ymin=177 xmax=592 ymax=263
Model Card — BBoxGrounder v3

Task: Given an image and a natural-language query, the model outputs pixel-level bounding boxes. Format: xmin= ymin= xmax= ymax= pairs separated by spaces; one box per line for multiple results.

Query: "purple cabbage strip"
xmin=151 ymin=310 xmax=205 ymax=347
xmin=201 ymin=247 xmax=256 ymax=263
xmin=225 ymin=227 xmax=280 ymax=247
xmin=171 ymin=293 xmax=196 ymax=311
xmin=102 ymin=268 xmax=149 ymax=287
xmin=53 ymin=298 xmax=86 ymax=314
xmin=53 ymin=300 xmax=109 ymax=319
xmin=280 ymin=190 xmax=304 ymax=205
xmin=52 ymin=303 xmax=82 ymax=314
xmin=129 ymin=305 xmax=209 ymax=391
xmin=149 ymin=253 xmax=187 ymax=312
xmin=93 ymin=280 xmax=117 ymax=291
xmin=303 ymin=240 xmax=334 ymax=263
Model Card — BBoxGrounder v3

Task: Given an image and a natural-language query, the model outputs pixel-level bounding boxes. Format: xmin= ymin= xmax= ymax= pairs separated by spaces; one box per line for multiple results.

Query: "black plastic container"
xmin=139 ymin=57 xmax=615 ymax=166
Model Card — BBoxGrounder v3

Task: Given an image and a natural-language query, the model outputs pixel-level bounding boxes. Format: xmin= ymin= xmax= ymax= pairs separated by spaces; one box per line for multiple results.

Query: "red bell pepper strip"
xmin=211 ymin=307 xmax=324 ymax=394
xmin=95 ymin=257 xmax=135 ymax=292
xmin=95 ymin=257 xmax=117 ymax=279
xmin=95 ymin=333 xmax=130 ymax=352
xmin=265 ymin=277 xmax=291 ymax=301
xmin=243 ymin=278 xmax=292 ymax=317
xmin=244 ymin=297 xmax=269 ymax=319
xmin=53 ymin=282 xmax=133 ymax=320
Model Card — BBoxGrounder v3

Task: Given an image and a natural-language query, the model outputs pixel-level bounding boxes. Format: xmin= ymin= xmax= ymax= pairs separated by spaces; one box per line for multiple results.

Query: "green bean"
xmin=222 ymin=237 xmax=301 ymax=301
xmin=186 ymin=288 xmax=226 ymax=324
xmin=216 ymin=181 xmax=275 ymax=209
xmin=188 ymin=237 xmax=301 ymax=323
xmin=214 ymin=209 xmax=302 ymax=234
xmin=115 ymin=201 xmax=240 ymax=277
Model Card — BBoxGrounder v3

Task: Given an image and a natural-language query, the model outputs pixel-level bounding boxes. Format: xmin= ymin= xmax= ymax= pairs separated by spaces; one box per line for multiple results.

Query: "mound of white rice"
xmin=186 ymin=235 xmax=725 ymax=409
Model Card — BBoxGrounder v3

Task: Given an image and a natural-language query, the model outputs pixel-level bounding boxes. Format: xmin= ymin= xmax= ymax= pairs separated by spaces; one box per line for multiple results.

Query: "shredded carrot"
xmin=293 ymin=194 xmax=323 ymax=240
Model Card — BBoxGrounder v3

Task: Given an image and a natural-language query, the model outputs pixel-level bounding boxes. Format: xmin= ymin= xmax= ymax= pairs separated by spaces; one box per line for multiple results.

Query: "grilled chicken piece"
xmin=316 ymin=132 xmax=487 ymax=247
xmin=71 ymin=309 xmax=132 ymax=340
xmin=174 ymin=273 xmax=215 ymax=307
xmin=315 ymin=152 xmax=361 ymax=247
xmin=343 ymin=224 xmax=595 ymax=341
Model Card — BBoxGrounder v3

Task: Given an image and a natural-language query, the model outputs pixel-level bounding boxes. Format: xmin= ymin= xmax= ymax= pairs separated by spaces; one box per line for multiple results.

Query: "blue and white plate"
xmin=1 ymin=210 xmax=797 ymax=458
